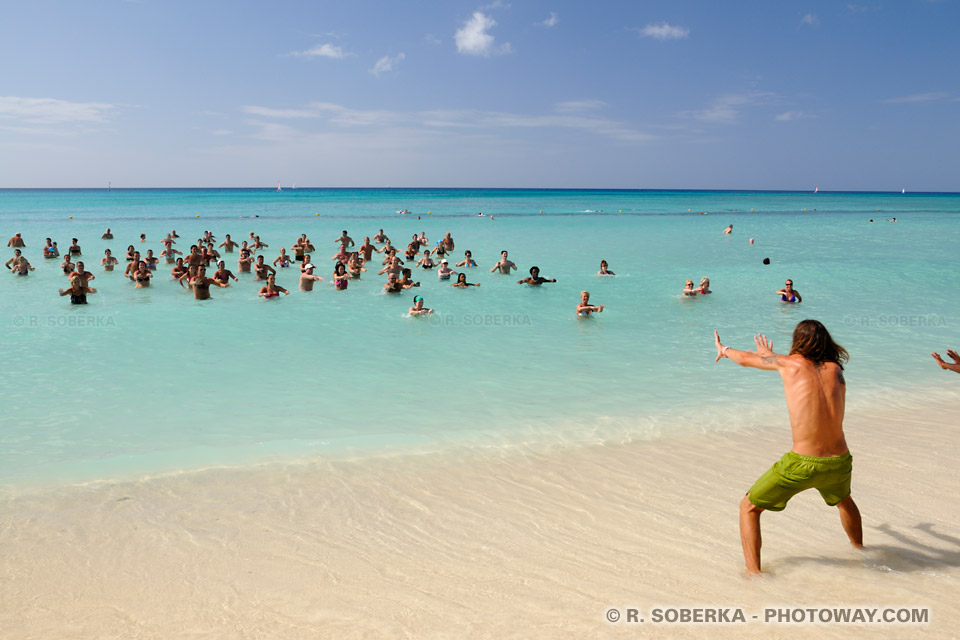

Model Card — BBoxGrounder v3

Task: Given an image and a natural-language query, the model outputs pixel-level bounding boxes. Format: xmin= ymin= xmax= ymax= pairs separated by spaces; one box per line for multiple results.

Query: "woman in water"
xmin=698 ymin=277 xmax=712 ymax=294
xmin=59 ymin=277 xmax=96 ymax=304
xmin=159 ymin=245 xmax=182 ymax=264
xmin=577 ymin=291 xmax=604 ymax=316
xmin=437 ymin=259 xmax=456 ymax=281
xmin=776 ymin=279 xmax=802 ymax=303
xmin=416 ymin=251 xmax=435 ymax=270
xmin=598 ymin=260 xmax=615 ymax=276
xmin=682 ymin=280 xmax=698 ymax=297
xmin=144 ymin=249 xmax=159 ymax=270
xmin=451 ymin=272 xmax=480 ymax=288
xmin=347 ymin=253 xmax=367 ymax=278
xmin=273 ymin=248 xmax=292 ymax=268
xmin=332 ymin=262 xmax=349 ymax=290
xmin=456 ymin=250 xmax=477 ymax=268
xmin=130 ymin=261 xmax=153 ymax=287
xmin=408 ymin=294 xmax=432 ymax=316
xmin=101 ymin=249 xmax=119 ymax=271
xmin=61 ymin=255 xmax=75 ymax=275
xmin=258 ymin=273 xmax=289 ymax=298
xmin=125 ymin=245 xmax=136 ymax=262
xmin=68 ymin=238 xmax=82 ymax=256
xmin=171 ymin=257 xmax=188 ymax=280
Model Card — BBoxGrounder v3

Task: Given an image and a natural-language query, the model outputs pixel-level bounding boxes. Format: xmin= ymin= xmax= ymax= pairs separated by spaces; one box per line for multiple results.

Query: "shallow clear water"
xmin=1 ymin=188 xmax=957 ymax=487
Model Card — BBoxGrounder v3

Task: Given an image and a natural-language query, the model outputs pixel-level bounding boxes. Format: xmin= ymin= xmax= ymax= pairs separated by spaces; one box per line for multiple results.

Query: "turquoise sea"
xmin=1 ymin=188 xmax=958 ymax=489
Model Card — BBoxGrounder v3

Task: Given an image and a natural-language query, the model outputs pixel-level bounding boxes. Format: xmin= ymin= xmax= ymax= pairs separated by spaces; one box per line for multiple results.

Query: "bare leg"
xmin=740 ymin=494 xmax=764 ymax=575
xmin=836 ymin=496 xmax=863 ymax=548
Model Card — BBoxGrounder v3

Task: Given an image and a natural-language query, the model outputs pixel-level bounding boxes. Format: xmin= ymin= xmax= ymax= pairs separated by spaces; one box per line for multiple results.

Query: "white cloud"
xmin=370 ymin=53 xmax=406 ymax=76
xmin=0 ymin=96 xmax=117 ymax=125
xmin=800 ymin=13 xmax=819 ymax=26
xmin=774 ymin=111 xmax=808 ymax=121
xmin=636 ymin=22 xmax=689 ymax=40
xmin=211 ymin=129 xmax=233 ymax=136
xmin=554 ymin=100 xmax=607 ymax=113
xmin=537 ymin=12 xmax=559 ymax=27
xmin=239 ymin=101 xmax=654 ymax=144
xmin=455 ymin=12 xmax=512 ymax=56
xmin=883 ymin=92 xmax=948 ymax=104
xmin=289 ymin=43 xmax=347 ymax=59
xmin=680 ymin=92 xmax=777 ymax=124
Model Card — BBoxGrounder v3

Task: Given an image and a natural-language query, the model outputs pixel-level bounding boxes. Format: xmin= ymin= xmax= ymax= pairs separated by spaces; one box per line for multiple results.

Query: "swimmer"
xmin=490 ymin=250 xmax=517 ymax=274
xmin=358 ymin=237 xmax=376 ymax=262
xmin=273 ymin=248 xmax=292 ymax=268
xmin=378 ymin=256 xmax=403 ymax=279
xmin=383 ymin=272 xmax=404 ymax=293
xmin=160 ymin=245 xmax=182 ymax=264
xmin=69 ymin=262 xmax=95 ymax=285
xmin=211 ymin=260 xmax=237 ymax=285
xmin=300 ymin=254 xmax=314 ymax=272
xmin=432 ymin=243 xmax=447 ymax=261
xmin=139 ymin=233 xmax=146 ymax=243
xmin=451 ymin=272 xmax=480 ymax=288
xmin=723 ymin=224 xmax=733 ymax=235
xmin=43 ymin=238 xmax=59 ymax=258
xmin=169 ymin=229 xmax=179 ymax=238
xmin=7 ymin=233 xmax=25 ymax=248
xmin=332 ymin=262 xmax=349 ymax=290
xmin=68 ymin=238 xmax=82 ymax=256
xmin=416 ymin=252 xmax=436 ymax=269
xmin=346 ymin=253 xmax=367 ymax=278
xmin=101 ymin=228 xmax=113 ymax=240
xmin=219 ymin=235 xmax=239 ymax=253
xmin=101 ymin=249 xmax=119 ymax=271
xmin=456 ymin=250 xmax=477 ymax=268
xmin=144 ymin=249 xmax=159 ymax=270
xmin=375 ymin=239 xmax=394 ymax=255
xmin=441 ymin=232 xmax=454 ymax=252
xmin=299 ymin=264 xmax=325 ymax=291
xmin=576 ymin=291 xmax=604 ymax=316
xmin=437 ymin=259 xmax=456 ymax=281
xmin=189 ymin=265 xmax=229 ymax=300
xmin=130 ymin=261 xmax=153 ymax=287
xmin=258 ymin=273 xmax=289 ymax=298
xmin=409 ymin=295 xmax=433 ymax=316
xmin=373 ymin=229 xmax=389 ymax=244
xmin=59 ymin=277 xmax=96 ymax=304
xmin=171 ymin=258 xmax=188 ymax=279
xmin=6 ymin=250 xmax=35 ymax=275
xmin=517 ymin=266 xmax=556 ymax=286
xmin=397 ymin=268 xmax=420 ymax=289
xmin=597 ymin=260 xmax=615 ymax=276
xmin=418 ymin=231 xmax=430 ymax=246
xmin=251 ymin=235 xmax=268 ymax=251
xmin=60 ymin=254 xmax=75 ymax=275
xmin=749 ymin=238 xmax=755 ymax=245
xmin=682 ymin=280 xmax=699 ymax=297
xmin=698 ymin=277 xmax=712 ymax=295
xmin=125 ymin=245 xmax=136 ymax=262
xmin=253 ymin=255 xmax=276 ymax=281
xmin=931 ymin=349 xmax=960 ymax=374
xmin=777 ymin=280 xmax=802 ymax=303
xmin=237 ymin=244 xmax=254 ymax=273
xmin=335 ymin=230 xmax=354 ymax=250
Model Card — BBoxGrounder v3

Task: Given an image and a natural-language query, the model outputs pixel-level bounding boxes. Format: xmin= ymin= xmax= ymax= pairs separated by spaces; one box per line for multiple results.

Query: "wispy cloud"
xmin=370 ymin=53 xmax=406 ymax=76
xmin=554 ymin=100 xmax=607 ymax=113
xmin=455 ymin=12 xmax=512 ymax=56
xmin=537 ymin=12 xmax=559 ymax=27
xmin=800 ymin=13 xmax=819 ymax=26
xmin=883 ymin=92 xmax=948 ymax=104
xmin=679 ymin=92 xmax=777 ymax=124
xmin=239 ymin=101 xmax=654 ymax=144
xmin=289 ymin=43 xmax=347 ymax=59
xmin=635 ymin=22 xmax=689 ymax=40
xmin=774 ymin=111 xmax=810 ymax=122
xmin=211 ymin=129 xmax=233 ymax=136
xmin=0 ymin=96 xmax=118 ymax=126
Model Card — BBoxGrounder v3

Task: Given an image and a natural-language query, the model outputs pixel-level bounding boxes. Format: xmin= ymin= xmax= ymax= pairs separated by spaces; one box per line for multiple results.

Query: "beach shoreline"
xmin=3 ymin=388 xmax=958 ymax=638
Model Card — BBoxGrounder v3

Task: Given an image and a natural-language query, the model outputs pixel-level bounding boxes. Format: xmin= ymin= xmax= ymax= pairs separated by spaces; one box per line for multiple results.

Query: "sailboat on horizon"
xmin=276 ymin=180 xmax=282 ymax=192
xmin=814 ymin=186 xmax=818 ymax=193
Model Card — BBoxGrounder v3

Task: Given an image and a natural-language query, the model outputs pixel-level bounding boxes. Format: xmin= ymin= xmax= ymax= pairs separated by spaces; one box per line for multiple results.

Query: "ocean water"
xmin=1 ymin=188 xmax=958 ymax=488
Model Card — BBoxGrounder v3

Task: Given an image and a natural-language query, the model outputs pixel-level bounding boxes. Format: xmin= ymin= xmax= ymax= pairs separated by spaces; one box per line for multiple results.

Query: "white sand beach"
xmin=2 ymin=387 xmax=958 ymax=639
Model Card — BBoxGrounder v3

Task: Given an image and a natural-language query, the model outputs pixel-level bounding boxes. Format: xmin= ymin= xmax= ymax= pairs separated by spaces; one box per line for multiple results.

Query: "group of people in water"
xmin=6 ymin=228 xmax=615 ymax=316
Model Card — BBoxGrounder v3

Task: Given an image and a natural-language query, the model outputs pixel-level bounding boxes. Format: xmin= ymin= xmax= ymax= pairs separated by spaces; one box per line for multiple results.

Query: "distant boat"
xmin=814 ymin=186 xmax=818 ymax=193
xmin=901 ymin=188 xmax=905 ymax=194
xmin=292 ymin=184 xmax=296 ymax=190
xmin=276 ymin=180 xmax=282 ymax=192
xmin=108 ymin=181 xmax=112 ymax=191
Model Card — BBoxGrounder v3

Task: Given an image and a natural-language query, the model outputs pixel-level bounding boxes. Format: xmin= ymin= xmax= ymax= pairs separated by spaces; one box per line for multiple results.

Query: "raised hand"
xmin=754 ymin=334 xmax=774 ymax=357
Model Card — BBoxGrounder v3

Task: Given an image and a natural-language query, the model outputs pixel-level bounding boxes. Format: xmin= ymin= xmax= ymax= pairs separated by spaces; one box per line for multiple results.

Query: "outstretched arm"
xmin=714 ymin=331 xmax=782 ymax=370
xmin=931 ymin=350 xmax=960 ymax=374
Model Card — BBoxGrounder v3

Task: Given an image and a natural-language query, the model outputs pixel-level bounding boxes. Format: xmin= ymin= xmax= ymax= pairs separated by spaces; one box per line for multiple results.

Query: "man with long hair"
xmin=714 ymin=319 xmax=863 ymax=575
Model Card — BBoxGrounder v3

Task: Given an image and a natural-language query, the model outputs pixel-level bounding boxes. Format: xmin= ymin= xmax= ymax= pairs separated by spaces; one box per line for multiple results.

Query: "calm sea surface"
xmin=1 ymin=188 xmax=957 ymax=488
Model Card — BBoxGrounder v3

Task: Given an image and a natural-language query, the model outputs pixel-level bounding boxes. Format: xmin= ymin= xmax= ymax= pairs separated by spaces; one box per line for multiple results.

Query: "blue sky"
xmin=1 ymin=0 xmax=957 ymax=189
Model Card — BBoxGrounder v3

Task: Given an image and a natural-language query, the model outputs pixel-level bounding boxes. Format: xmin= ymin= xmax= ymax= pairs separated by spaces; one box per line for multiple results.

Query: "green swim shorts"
xmin=747 ymin=451 xmax=853 ymax=511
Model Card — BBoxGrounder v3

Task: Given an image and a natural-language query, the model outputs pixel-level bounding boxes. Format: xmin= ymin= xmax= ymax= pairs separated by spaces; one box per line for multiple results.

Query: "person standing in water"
xmin=576 ymin=291 xmax=603 ymax=316
xmin=777 ymin=280 xmax=802 ymax=303
xmin=713 ymin=320 xmax=862 ymax=576
xmin=490 ymin=250 xmax=517 ymax=274
xmin=516 ymin=266 xmax=556 ymax=286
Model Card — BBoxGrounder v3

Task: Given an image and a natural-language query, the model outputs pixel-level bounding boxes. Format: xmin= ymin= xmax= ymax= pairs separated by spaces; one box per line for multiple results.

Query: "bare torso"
xmin=777 ymin=355 xmax=848 ymax=457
